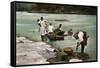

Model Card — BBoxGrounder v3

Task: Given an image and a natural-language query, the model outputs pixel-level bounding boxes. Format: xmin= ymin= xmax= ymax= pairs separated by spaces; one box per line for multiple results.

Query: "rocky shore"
xmin=16 ymin=36 xmax=89 ymax=65
xmin=16 ymin=37 xmax=56 ymax=65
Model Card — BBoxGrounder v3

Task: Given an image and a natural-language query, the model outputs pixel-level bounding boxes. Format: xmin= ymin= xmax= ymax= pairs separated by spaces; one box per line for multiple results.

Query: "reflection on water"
xmin=16 ymin=12 xmax=97 ymax=61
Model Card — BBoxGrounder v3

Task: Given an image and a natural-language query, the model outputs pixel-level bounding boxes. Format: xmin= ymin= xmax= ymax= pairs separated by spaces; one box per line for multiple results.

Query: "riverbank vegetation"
xmin=16 ymin=3 xmax=97 ymax=15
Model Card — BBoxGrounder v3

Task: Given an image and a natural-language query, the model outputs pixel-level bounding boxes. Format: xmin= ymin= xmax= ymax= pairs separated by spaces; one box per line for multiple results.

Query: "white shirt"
xmin=40 ymin=20 xmax=46 ymax=27
xmin=48 ymin=25 xmax=54 ymax=33
xmin=39 ymin=20 xmax=47 ymax=35
xmin=77 ymin=32 xmax=84 ymax=42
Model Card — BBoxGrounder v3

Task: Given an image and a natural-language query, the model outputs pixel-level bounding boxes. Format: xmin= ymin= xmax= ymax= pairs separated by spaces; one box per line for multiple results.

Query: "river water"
xmin=16 ymin=12 xmax=97 ymax=61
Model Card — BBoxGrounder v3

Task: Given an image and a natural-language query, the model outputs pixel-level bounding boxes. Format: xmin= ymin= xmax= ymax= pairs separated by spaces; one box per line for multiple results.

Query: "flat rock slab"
xmin=16 ymin=37 xmax=56 ymax=65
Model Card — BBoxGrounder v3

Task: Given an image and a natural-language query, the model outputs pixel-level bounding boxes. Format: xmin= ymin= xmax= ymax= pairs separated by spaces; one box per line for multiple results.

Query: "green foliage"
xmin=16 ymin=3 xmax=97 ymax=15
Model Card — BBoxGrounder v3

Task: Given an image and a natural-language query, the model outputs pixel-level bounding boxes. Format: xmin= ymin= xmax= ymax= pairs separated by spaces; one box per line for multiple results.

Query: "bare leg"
xmin=81 ymin=44 xmax=85 ymax=53
xmin=76 ymin=42 xmax=80 ymax=51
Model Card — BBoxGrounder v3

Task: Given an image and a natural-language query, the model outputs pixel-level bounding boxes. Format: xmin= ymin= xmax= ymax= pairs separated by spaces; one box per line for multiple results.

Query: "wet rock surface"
xmin=16 ymin=37 xmax=56 ymax=65
xmin=16 ymin=37 xmax=89 ymax=65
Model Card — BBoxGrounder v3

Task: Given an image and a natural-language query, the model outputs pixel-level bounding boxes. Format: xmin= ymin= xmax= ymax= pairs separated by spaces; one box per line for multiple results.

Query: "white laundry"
xmin=69 ymin=59 xmax=83 ymax=62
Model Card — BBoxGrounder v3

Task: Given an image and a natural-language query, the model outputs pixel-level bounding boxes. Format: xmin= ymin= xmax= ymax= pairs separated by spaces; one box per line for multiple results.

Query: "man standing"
xmin=38 ymin=17 xmax=47 ymax=41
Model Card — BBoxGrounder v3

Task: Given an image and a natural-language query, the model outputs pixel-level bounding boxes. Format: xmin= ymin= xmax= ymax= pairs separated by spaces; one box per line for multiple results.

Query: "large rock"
xmin=16 ymin=37 xmax=56 ymax=65
xmin=47 ymin=48 xmax=69 ymax=63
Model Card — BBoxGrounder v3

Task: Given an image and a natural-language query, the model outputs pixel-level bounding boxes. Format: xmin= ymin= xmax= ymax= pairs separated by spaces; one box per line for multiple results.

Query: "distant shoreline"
xmin=16 ymin=11 xmax=97 ymax=15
